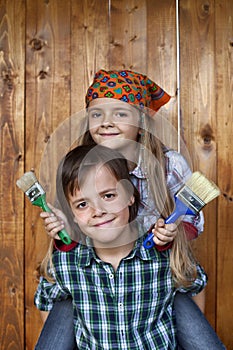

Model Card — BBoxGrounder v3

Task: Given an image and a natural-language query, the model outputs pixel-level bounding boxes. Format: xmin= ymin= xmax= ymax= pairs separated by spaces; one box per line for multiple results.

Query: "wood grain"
xmin=179 ymin=0 xmax=217 ymax=328
xmin=71 ymin=0 xmax=110 ymax=114
xmin=215 ymin=0 xmax=233 ymax=347
xmin=147 ymin=0 xmax=179 ymax=153
xmin=109 ymin=0 xmax=147 ymax=72
xmin=0 ymin=0 xmax=25 ymax=349
xmin=25 ymin=0 xmax=71 ymax=348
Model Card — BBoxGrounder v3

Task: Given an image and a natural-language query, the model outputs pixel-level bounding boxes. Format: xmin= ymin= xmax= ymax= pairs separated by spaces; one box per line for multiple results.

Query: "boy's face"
xmin=68 ymin=164 xmax=135 ymax=248
xmin=87 ymin=98 xmax=141 ymax=150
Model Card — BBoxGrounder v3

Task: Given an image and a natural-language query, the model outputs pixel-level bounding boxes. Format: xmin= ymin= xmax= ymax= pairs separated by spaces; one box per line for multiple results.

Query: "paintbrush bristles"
xmin=186 ymin=171 xmax=221 ymax=204
xmin=16 ymin=171 xmax=38 ymax=192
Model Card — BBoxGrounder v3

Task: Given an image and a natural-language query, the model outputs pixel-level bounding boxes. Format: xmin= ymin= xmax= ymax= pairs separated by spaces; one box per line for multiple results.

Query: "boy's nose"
xmin=91 ymin=203 xmax=106 ymax=217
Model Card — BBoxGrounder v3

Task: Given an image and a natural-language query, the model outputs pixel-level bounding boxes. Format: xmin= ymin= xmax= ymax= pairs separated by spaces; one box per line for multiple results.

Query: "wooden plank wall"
xmin=0 ymin=0 xmax=232 ymax=349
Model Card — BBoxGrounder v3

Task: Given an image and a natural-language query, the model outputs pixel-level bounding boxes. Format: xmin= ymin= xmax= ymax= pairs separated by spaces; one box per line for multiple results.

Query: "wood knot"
xmin=110 ymin=38 xmax=121 ymax=47
xmin=37 ymin=66 xmax=50 ymax=80
xmin=223 ymin=193 xmax=233 ymax=202
xmin=129 ymin=35 xmax=137 ymax=42
xmin=203 ymin=3 xmax=210 ymax=13
xmin=29 ymin=38 xmax=45 ymax=51
xmin=38 ymin=70 xmax=48 ymax=79
xmin=1 ymin=69 xmax=15 ymax=90
xmin=16 ymin=153 xmax=23 ymax=161
xmin=9 ymin=285 xmax=17 ymax=296
xmin=44 ymin=135 xmax=50 ymax=143
xmin=199 ymin=123 xmax=215 ymax=150
xmin=127 ymin=5 xmax=138 ymax=14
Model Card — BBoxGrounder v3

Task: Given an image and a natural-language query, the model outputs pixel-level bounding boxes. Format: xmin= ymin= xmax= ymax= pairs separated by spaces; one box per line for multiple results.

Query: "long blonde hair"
xmin=141 ymin=114 xmax=197 ymax=287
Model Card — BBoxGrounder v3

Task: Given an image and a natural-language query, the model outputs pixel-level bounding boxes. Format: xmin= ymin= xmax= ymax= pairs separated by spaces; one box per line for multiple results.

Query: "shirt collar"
xmin=130 ymin=162 xmax=147 ymax=179
xmin=76 ymin=231 xmax=163 ymax=268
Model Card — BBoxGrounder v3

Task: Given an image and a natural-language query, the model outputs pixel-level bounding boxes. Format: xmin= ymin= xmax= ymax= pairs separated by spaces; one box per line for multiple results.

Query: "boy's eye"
xmin=103 ymin=193 xmax=116 ymax=200
xmin=77 ymin=201 xmax=88 ymax=209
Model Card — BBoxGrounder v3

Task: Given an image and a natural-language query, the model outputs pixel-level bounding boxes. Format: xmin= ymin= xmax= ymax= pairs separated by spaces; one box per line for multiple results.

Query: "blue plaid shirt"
xmin=35 ymin=234 xmax=207 ymax=349
xmin=130 ymin=149 xmax=204 ymax=234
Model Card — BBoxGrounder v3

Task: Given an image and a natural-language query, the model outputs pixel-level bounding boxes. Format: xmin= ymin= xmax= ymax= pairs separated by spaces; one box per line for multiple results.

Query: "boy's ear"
xmin=138 ymin=128 xmax=144 ymax=135
xmin=128 ymin=195 xmax=135 ymax=206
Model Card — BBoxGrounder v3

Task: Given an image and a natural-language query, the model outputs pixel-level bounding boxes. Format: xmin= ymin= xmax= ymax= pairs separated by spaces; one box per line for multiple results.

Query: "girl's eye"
xmin=90 ymin=112 xmax=102 ymax=118
xmin=114 ymin=112 xmax=128 ymax=118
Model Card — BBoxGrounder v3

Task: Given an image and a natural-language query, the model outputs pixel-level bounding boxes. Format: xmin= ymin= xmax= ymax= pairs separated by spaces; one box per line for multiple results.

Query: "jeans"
xmin=175 ymin=292 xmax=226 ymax=350
xmin=35 ymin=293 xmax=226 ymax=350
xmin=35 ymin=298 xmax=77 ymax=350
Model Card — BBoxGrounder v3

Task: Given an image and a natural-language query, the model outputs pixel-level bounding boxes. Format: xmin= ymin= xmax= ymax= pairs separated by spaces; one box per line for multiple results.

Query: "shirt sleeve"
xmin=34 ymin=275 xmax=70 ymax=311
xmin=165 ymin=150 xmax=205 ymax=237
xmin=54 ymin=239 xmax=78 ymax=252
xmin=177 ymin=263 xmax=208 ymax=296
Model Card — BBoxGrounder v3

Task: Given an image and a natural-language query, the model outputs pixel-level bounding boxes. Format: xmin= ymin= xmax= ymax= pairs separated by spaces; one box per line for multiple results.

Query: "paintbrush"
xmin=16 ymin=170 xmax=72 ymax=245
xmin=143 ymin=171 xmax=221 ymax=249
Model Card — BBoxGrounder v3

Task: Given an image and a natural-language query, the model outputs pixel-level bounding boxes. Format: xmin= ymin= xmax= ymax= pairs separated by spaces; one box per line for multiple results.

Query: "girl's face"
xmin=87 ymin=98 xmax=141 ymax=150
xmin=68 ymin=164 xmax=135 ymax=248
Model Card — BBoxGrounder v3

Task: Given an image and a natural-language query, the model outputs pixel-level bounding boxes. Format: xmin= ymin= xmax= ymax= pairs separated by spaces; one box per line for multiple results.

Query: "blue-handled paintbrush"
xmin=143 ymin=171 xmax=221 ymax=249
xmin=16 ymin=171 xmax=72 ymax=245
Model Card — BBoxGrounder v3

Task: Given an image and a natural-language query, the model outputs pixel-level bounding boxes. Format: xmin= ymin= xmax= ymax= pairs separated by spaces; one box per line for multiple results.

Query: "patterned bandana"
xmin=86 ymin=69 xmax=170 ymax=112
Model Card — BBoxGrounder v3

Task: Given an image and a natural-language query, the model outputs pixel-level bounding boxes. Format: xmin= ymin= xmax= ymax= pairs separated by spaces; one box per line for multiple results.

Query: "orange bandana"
xmin=86 ymin=69 xmax=170 ymax=112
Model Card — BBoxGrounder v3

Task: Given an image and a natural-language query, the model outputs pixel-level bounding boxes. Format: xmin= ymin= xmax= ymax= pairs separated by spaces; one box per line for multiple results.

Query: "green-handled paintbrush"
xmin=16 ymin=170 xmax=72 ymax=245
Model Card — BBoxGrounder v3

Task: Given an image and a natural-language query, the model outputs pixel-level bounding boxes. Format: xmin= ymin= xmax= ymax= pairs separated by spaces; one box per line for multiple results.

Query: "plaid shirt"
xmin=35 ymin=234 xmax=207 ymax=349
xmin=130 ymin=149 xmax=204 ymax=234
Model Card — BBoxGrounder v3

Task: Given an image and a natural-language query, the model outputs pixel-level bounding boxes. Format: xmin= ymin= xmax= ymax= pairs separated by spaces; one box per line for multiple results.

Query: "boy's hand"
xmin=40 ymin=203 xmax=67 ymax=240
xmin=151 ymin=218 xmax=177 ymax=246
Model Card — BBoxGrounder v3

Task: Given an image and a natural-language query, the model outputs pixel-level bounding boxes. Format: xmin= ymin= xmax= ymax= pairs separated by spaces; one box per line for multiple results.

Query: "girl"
xmin=45 ymin=70 xmax=203 ymax=250
xmin=35 ymin=144 xmax=207 ymax=349
xmin=37 ymin=70 xmax=225 ymax=349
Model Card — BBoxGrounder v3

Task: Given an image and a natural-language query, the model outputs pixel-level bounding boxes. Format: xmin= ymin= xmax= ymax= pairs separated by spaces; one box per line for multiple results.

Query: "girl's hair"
xmin=39 ymin=144 xmax=140 ymax=282
xmin=141 ymin=115 xmax=198 ymax=287
xmin=76 ymin=110 xmax=198 ymax=287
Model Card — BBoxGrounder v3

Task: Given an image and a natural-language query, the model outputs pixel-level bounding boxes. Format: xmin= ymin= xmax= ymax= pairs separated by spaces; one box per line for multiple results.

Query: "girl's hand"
xmin=151 ymin=218 xmax=177 ymax=246
xmin=40 ymin=203 xmax=67 ymax=240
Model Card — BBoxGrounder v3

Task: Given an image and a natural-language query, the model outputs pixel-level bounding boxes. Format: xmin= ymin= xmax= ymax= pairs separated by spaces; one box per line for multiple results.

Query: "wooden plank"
xmin=109 ymin=0 xmax=147 ymax=73
xmin=215 ymin=0 xmax=233 ymax=347
xmin=71 ymin=0 xmax=110 ymax=114
xmin=25 ymin=0 xmax=71 ymax=347
xmin=146 ymin=0 xmax=178 ymax=153
xmin=0 ymin=0 xmax=25 ymax=349
xmin=179 ymin=0 xmax=217 ymax=328
xmin=147 ymin=0 xmax=177 ymax=96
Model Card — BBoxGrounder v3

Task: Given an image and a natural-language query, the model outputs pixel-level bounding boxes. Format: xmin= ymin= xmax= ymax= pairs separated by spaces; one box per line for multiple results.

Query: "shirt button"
xmin=119 ymin=302 xmax=123 ymax=309
xmin=109 ymin=273 xmax=114 ymax=279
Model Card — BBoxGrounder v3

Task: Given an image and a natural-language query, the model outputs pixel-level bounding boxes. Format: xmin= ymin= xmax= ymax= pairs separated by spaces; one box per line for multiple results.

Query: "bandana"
xmin=86 ymin=69 xmax=170 ymax=112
